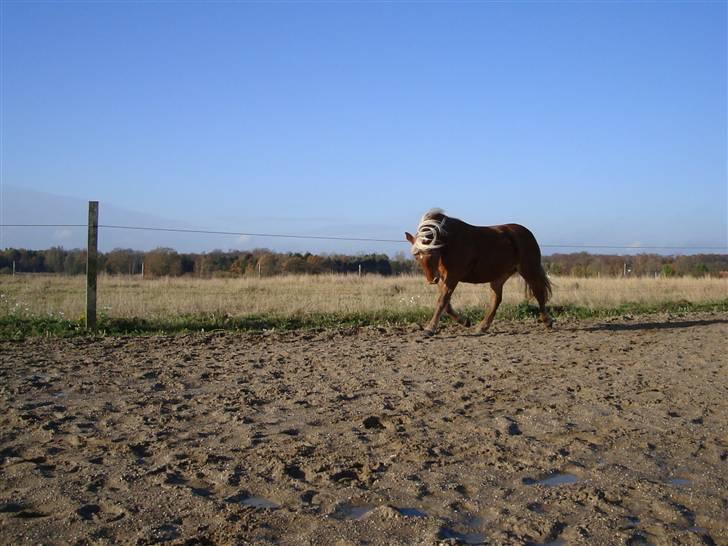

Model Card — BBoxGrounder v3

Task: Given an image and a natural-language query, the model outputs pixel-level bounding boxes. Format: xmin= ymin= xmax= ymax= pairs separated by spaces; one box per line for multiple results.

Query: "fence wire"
xmin=1 ymin=223 xmax=726 ymax=251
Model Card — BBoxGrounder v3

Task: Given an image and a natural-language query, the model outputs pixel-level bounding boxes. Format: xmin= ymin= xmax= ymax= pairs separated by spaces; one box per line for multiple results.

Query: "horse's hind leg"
xmin=445 ymin=302 xmax=471 ymax=328
xmin=524 ymin=274 xmax=553 ymax=329
xmin=535 ymin=290 xmax=553 ymax=328
xmin=476 ymin=275 xmax=508 ymax=333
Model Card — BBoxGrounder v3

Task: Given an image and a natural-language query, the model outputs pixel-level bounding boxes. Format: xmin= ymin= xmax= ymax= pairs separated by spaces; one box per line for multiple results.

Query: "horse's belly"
xmin=461 ymin=272 xmax=500 ymax=284
xmin=461 ymin=259 xmax=514 ymax=284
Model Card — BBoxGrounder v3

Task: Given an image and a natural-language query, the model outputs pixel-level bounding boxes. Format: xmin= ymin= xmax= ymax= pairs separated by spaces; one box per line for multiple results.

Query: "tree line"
xmin=1 ymin=247 xmax=726 ymax=278
xmin=0 ymin=247 xmax=406 ymax=277
xmin=543 ymin=252 xmax=728 ymax=278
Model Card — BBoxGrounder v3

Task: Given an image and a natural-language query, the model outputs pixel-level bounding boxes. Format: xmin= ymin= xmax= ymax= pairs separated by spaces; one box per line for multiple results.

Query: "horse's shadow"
xmin=424 ymin=318 xmax=728 ymax=339
xmin=572 ymin=318 xmax=728 ymax=333
xmin=423 ymin=318 xmax=728 ymax=338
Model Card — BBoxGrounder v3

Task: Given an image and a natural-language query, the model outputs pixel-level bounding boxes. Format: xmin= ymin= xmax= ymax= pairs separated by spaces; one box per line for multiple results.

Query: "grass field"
xmin=1 ymin=273 xmax=727 ymax=337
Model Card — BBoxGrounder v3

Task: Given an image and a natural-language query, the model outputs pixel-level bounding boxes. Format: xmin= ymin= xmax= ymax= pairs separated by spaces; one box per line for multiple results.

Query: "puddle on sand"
xmin=523 ymin=473 xmax=580 ymax=487
xmin=667 ymin=477 xmax=692 ymax=487
xmin=331 ymin=504 xmax=428 ymax=520
xmin=330 ymin=504 xmax=374 ymax=520
xmin=225 ymin=493 xmax=278 ymax=509
xmin=438 ymin=513 xmax=486 ymax=545
xmin=243 ymin=497 xmax=279 ymax=509
xmin=396 ymin=507 xmax=427 ymax=518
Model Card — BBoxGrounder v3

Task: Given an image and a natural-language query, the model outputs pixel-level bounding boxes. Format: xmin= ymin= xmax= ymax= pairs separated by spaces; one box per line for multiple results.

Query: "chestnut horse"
xmin=405 ymin=209 xmax=552 ymax=335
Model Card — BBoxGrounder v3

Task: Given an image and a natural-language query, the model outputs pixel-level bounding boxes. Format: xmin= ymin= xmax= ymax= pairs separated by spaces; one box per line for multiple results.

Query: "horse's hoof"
xmin=423 ymin=329 xmax=436 ymax=338
xmin=463 ymin=318 xmax=472 ymax=328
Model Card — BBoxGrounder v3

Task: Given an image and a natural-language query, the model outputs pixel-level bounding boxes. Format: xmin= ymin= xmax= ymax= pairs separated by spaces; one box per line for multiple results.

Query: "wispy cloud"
xmin=53 ymin=229 xmax=75 ymax=242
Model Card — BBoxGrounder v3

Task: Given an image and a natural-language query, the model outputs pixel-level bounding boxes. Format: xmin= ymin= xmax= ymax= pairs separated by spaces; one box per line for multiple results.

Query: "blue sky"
xmin=1 ymin=1 xmax=726 ymax=255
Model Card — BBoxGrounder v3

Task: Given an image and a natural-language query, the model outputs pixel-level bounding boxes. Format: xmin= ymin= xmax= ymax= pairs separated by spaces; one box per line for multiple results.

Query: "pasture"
xmin=1 ymin=273 xmax=727 ymax=336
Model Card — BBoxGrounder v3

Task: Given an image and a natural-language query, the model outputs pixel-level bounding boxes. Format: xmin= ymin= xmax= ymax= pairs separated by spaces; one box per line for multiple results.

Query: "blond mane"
xmin=411 ymin=208 xmax=447 ymax=254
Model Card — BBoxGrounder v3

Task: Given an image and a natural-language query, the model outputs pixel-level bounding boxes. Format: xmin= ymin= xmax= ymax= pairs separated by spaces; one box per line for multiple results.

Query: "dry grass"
xmin=1 ymin=273 xmax=726 ymax=321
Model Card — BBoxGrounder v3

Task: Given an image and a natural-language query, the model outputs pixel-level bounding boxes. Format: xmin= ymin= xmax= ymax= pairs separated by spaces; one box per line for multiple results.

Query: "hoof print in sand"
xmin=76 ymin=504 xmax=101 ymax=521
xmin=362 ymin=416 xmax=387 ymax=430
xmin=284 ymin=464 xmax=307 ymax=481
xmin=330 ymin=468 xmax=362 ymax=484
xmin=128 ymin=442 xmax=153 ymax=459
xmin=1 ymin=503 xmax=48 ymax=519
xmin=522 ymin=473 xmax=580 ymax=487
xmin=226 ymin=492 xmax=278 ymax=509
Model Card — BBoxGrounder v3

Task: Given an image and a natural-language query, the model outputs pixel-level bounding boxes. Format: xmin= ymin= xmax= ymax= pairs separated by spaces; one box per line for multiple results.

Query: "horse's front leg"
xmin=424 ymin=282 xmax=456 ymax=336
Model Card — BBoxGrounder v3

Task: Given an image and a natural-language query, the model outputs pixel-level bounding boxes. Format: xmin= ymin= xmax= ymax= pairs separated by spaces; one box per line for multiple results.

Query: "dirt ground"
xmin=1 ymin=313 xmax=727 ymax=546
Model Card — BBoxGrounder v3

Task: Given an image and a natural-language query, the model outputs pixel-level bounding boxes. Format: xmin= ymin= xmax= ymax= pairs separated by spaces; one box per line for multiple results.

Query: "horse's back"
xmin=447 ymin=221 xmax=544 ymax=282
xmin=443 ymin=222 xmax=519 ymax=282
xmin=467 ymin=223 xmax=540 ymax=256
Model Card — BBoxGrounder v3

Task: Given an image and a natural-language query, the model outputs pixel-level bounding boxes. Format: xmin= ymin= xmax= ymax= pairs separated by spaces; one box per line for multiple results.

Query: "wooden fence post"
xmin=86 ymin=201 xmax=99 ymax=330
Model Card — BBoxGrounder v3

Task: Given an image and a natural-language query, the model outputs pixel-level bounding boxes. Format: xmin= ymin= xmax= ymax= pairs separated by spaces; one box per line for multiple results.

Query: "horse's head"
xmin=405 ymin=232 xmax=442 ymax=284
xmin=405 ymin=211 xmax=448 ymax=285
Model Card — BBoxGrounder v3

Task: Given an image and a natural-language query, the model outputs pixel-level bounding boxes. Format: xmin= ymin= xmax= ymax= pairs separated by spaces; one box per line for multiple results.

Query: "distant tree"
xmin=543 ymin=260 xmax=563 ymax=276
xmin=26 ymin=250 xmax=46 ymax=272
xmin=230 ymin=253 xmax=252 ymax=276
xmin=389 ymin=251 xmax=413 ymax=275
xmin=305 ymin=254 xmax=328 ymax=274
xmin=206 ymin=250 xmax=235 ymax=273
xmin=105 ymin=248 xmax=137 ymax=275
xmin=44 ymin=247 xmax=67 ymax=273
xmin=632 ymin=254 xmax=662 ymax=277
xmin=282 ymin=255 xmax=308 ymax=274
xmin=586 ymin=258 xmax=603 ymax=278
xmin=145 ymin=248 xmax=183 ymax=277
xmin=256 ymin=253 xmax=279 ymax=276
xmin=694 ymin=263 xmax=709 ymax=277
xmin=179 ymin=254 xmax=196 ymax=275
xmin=64 ymin=251 xmax=86 ymax=275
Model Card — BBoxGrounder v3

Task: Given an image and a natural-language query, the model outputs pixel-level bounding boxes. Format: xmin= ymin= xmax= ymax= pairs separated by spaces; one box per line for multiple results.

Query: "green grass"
xmin=2 ymin=299 xmax=726 ymax=340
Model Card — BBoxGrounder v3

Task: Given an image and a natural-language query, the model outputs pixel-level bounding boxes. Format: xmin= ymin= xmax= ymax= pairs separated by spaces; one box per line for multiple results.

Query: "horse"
xmin=405 ymin=209 xmax=553 ymax=336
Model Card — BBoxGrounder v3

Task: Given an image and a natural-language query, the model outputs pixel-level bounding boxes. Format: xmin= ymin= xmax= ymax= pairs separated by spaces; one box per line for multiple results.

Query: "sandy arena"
xmin=1 ymin=313 xmax=727 ymax=545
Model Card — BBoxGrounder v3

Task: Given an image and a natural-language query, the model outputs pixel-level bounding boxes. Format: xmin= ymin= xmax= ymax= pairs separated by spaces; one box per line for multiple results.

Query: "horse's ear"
xmin=405 ymin=232 xmax=415 ymax=245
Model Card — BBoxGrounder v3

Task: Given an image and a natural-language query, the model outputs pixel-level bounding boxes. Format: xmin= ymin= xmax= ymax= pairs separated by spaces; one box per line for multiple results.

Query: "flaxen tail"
xmin=524 ymin=265 xmax=552 ymax=303
xmin=507 ymin=224 xmax=552 ymax=304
